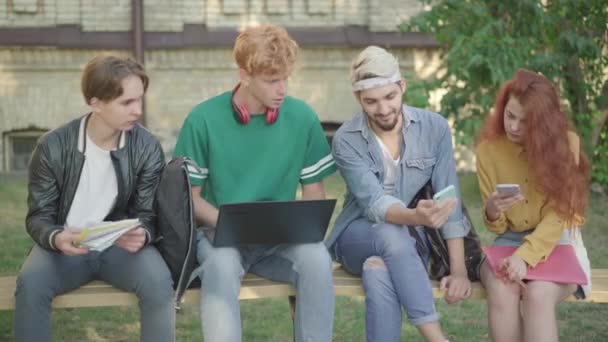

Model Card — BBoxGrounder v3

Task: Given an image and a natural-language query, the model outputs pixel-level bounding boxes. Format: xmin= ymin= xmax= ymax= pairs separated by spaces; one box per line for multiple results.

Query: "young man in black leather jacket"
xmin=14 ymin=55 xmax=175 ymax=342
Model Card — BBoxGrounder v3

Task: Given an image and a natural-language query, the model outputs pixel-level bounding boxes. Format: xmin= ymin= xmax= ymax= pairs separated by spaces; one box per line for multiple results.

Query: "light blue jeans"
xmin=335 ymin=219 xmax=439 ymax=342
xmin=195 ymin=231 xmax=334 ymax=342
xmin=14 ymin=244 xmax=175 ymax=342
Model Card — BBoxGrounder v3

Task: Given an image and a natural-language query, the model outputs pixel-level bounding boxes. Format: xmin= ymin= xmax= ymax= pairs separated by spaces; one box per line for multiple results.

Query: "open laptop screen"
xmin=212 ymin=199 xmax=337 ymax=247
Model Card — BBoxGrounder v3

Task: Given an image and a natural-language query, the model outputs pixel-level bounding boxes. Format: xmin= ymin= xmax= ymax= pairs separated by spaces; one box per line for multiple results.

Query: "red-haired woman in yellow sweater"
xmin=476 ymin=69 xmax=592 ymax=342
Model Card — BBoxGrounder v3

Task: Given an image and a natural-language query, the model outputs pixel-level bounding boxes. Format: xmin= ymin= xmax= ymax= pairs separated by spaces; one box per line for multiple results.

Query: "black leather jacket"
xmin=26 ymin=114 xmax=165 ymax=251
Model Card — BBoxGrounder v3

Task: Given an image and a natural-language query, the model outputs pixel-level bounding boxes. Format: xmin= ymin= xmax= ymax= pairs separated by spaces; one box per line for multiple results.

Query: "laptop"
xmin=482 ymin=245 xmax=588 ymax=285
xmin=212 ymin=199 xmax=337 ymax=247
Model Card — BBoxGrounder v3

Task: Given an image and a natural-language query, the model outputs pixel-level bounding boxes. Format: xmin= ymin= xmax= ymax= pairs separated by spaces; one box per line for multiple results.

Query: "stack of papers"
xmin=68 ymin=219 xmax=140 ymax=252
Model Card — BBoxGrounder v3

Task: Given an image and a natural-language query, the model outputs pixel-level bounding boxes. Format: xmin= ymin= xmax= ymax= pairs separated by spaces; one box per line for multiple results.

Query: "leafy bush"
xmin=404 ymin=0 xmax=608 ymax=186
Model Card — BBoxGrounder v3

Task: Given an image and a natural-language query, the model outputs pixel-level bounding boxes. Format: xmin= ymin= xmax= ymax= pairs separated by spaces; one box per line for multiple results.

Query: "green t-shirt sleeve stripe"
xmin=300 ymin=159 xmax=335 ymax=180
xmin=187 ymin=164 xmax=208 ymax=180
xmin=300 ymin=115 xmax=336 ymax=184
xmin=301 ymin=154 xmax=334 ymax=178
xmin=186 ymin=164 xmax=207 ymax=175
xmin=188 ymin=174 xmax=206 ymax=185
xmin=300 ymin=160 xmax=336 ymax=184
xmin=173 ymin=112 xmax=209 ymax=187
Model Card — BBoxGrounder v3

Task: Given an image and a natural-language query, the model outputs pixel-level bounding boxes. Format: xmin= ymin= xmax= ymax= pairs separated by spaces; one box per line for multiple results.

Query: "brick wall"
xmin=0 ymin=47 xmax=430 ymax=162
xmin=0 ymin=0 xmax=424 ymax=31
xmin=0 ymin=1 xmax=476 ymax=171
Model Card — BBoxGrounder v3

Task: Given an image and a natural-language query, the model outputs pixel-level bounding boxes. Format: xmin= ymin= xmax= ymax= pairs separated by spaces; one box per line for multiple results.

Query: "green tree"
xmin=404 ymin=0 xmax=608 ymax=185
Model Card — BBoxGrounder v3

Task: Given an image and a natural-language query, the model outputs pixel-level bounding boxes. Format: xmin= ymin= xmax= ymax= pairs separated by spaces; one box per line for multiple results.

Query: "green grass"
xmin=1 ymin=172 xmax=607 ymax=341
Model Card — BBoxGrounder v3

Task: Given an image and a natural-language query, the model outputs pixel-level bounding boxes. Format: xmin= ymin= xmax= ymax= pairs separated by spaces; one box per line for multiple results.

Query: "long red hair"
xmin=477 ymin=69 xmax=590 ymax=221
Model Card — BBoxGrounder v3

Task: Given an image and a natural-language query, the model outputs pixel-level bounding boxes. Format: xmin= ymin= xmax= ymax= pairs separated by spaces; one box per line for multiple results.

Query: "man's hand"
xmin=440 ymin=273 xmax=472 ymax=304
xmin=485 ymin=191 xmax=525 ymax=221
xmin=54 ymin=230 xmax=89 ymax=256
xmin=114 ymin=227 xmax=147 ymax=253
xmin=414 ymin=198 xmax=457 ymax=229
xmin=499 ymin=254 xmax=527 ymax=282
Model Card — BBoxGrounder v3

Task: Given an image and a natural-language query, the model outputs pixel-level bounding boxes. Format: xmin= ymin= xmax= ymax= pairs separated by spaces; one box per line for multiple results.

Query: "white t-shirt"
xmin=373 ymin=134 xmax=401 ymax=195
xmin=65 ymin=133 xmax=118 ymax=228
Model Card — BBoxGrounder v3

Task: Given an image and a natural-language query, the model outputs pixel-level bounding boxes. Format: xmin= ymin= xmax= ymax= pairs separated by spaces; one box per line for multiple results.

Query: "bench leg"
xmin=289 ymin=295 xmax=296 ymax=342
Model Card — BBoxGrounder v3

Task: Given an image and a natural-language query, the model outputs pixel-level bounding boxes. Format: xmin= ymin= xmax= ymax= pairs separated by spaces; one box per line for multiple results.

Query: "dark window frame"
xmin=3 ymin=129 xmax=47 ymax=172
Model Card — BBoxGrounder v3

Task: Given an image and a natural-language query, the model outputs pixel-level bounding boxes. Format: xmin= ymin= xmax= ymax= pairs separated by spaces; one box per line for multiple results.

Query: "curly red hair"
xmin=233 ymin=24 xmax=298 ymax=76
xmin=477 ymin=69 xmax=590 ymax=221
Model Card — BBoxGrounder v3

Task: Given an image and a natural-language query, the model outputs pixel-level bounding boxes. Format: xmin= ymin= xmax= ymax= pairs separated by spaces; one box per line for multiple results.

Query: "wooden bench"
xmin=1 ymin=267 xmax=607 ymax=310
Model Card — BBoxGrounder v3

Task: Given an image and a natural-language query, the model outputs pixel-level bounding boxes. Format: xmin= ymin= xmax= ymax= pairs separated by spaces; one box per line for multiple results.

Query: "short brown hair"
xmin=81 ymin=55 xmax=148 ymax=104
xmin=233 ymin=24 xmax=298 ymax=76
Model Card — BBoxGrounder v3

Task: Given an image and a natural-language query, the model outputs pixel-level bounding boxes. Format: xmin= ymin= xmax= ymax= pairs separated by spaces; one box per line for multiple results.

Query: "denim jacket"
xmin=325 ymin=105 xmax=470 ymax=258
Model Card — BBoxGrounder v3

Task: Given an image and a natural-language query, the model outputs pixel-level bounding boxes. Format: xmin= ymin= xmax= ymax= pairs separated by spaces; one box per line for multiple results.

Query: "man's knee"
xmin=372 ymin=223 xmax=416 ymax=255
xmin=361 ymin=257 xmax=394 ymax=297
xmin=140 ymin=266 xmax=173 ymax=296
xmin=362 ymin=256 xmax=387 ymax=271
xmin=200 ymin=247 xmax=243 ymax=284
xmin=125 ymin=248 xmax=174 ymax=302
xmin=15 ymin=268 xmax=55 ymax=304
xmin=362 ymin=257 xmax=391 ymax=290
xmin=15 ymin=248 xmax=60 ymax=303
xmin=292 ymin=242 xmax=332 ymax=274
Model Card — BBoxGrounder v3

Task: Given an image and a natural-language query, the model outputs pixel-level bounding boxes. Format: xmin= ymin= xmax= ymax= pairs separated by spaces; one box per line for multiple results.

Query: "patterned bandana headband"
xmin=352 ymin=72 xmax=401 ymax=92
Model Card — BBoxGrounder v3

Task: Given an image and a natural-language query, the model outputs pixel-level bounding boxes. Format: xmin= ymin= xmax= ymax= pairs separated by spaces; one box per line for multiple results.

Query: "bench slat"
xmin=1 ymin=269 xmax=607 ymax=310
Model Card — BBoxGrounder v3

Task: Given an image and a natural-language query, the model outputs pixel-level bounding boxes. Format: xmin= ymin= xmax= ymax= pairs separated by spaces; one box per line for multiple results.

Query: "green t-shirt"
xmin=173 ymin=91 xmax=336 ymax=207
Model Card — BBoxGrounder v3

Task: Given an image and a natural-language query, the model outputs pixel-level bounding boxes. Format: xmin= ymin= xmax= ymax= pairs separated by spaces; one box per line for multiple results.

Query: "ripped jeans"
xmin=335 ymin=219 xmax=438 ymax=342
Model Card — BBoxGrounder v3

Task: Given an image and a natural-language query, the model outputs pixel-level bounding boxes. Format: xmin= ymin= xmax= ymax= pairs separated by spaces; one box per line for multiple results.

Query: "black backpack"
xmin=407 ymin=182 xmax=483 ymax=281
xmin=155 ymin=157 xmax=199 ymax=308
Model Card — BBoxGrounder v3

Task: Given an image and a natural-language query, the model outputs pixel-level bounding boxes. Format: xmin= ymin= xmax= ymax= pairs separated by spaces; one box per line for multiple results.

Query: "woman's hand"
xmin=499 ymin=254 xmax=528 ymax=282
xmin=485 ymin=191 xmax=525 ymax=221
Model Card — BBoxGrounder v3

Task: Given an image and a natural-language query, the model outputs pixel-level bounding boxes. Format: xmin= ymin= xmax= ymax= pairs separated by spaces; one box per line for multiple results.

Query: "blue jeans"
xmin=195 ymin=231 xmax=334 ymax=342
xmin=335 ymin=219 xmax=439 ymax=342
xmin=14 ymin=244 xmax=175 ymax=342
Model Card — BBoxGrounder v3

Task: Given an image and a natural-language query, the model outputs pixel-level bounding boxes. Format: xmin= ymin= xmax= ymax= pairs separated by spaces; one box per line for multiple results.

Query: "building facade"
xmin=0 ymin=0 xmax=448 ymax=171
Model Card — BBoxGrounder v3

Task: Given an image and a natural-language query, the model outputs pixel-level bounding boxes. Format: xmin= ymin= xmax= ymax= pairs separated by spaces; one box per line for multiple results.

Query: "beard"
xmin=372 ymin=111 xmax=400 ymax=131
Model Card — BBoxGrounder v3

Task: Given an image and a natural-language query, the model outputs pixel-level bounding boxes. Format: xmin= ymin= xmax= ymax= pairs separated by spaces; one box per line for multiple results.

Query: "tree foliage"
xmin=404 ymin=0 xmax=608 ymax=185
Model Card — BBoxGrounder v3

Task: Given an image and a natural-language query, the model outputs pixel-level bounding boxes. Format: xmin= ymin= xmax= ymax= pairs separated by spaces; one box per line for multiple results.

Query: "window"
xmin=10 ymin=0 xmax=39 ymax=14
xmin=321 ymin=122 xmax=340 ymax=145
xmin=3 ymin=129 xmax=46 ymax=172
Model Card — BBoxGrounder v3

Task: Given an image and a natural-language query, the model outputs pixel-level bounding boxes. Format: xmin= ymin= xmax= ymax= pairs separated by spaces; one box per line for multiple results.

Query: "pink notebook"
xmin=482 ymin=245 xmax=588 ymax=285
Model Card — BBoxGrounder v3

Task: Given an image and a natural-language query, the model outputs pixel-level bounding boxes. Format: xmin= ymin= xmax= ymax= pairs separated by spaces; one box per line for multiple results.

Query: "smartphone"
xmin=433 ymin=184 xmax=457 ymax=203
xmin=496 ymin=183 xmax=521 ymax=196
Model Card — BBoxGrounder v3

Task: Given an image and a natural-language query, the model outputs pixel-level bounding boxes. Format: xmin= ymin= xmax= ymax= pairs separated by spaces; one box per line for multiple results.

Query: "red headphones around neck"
xmin=231 ymin=83 xmax=279 ymax=125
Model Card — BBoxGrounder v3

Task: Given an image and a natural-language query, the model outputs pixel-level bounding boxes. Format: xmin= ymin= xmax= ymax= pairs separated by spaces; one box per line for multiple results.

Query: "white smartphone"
xmin=433 ymin=184 xmax=457 ymax=203
xmin=496 ymin=183 xmax=521 ymax=196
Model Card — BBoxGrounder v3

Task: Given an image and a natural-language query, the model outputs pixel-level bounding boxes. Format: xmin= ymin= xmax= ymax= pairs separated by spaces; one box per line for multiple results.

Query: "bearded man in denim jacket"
xmin=325 ymin=46 xmax=472 ymax=342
